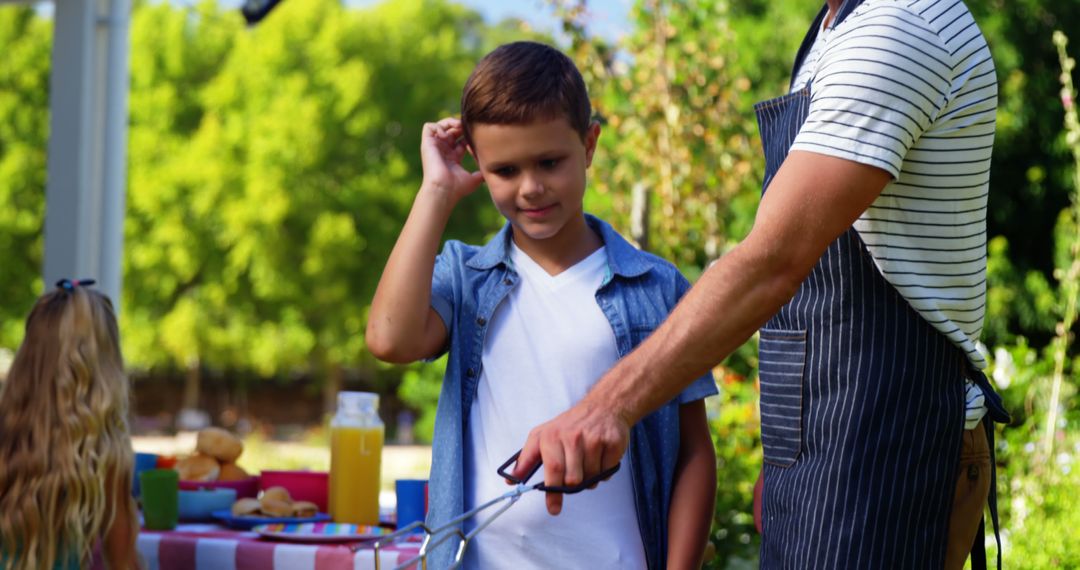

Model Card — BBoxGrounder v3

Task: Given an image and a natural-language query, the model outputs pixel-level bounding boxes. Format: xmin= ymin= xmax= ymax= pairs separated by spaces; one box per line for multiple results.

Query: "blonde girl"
xmin=0 ymin=280 xmax=138 ymax=569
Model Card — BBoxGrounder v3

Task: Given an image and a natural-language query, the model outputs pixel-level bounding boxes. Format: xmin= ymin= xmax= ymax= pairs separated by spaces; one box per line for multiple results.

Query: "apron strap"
xmin=787 ymin=0 xmax=867 ymax=90
xmin=968 ymin=368 xmax=1010 ymax=570
xmin=788 ymin=5 xmax=828 ymax=90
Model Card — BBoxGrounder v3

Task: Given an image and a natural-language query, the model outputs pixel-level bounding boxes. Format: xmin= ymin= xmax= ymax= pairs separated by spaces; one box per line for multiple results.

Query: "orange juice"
xmin=329 ymin=425 xmax=383 ymax=524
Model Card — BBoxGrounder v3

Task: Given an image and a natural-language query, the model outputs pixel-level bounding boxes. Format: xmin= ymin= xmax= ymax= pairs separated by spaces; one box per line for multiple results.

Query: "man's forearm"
xmin=584 ymin=240 xmax=800 ymax=426
xmin=584 ymin=151 xmax=891 ymax=425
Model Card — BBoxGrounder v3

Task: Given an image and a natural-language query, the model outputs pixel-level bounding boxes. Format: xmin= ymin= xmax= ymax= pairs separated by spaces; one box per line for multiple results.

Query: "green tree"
xmin=123 ymin=0 xmax=504 ymax=414
xmin=0 ymin=6 xmax=51 ymax=347
xmin=965 ymin=0 xmax=1080 ymax=348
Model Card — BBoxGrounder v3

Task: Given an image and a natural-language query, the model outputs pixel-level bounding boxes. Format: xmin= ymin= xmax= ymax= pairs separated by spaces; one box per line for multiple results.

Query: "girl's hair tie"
xmin=55 ymin=278 xmax=97 ymax=291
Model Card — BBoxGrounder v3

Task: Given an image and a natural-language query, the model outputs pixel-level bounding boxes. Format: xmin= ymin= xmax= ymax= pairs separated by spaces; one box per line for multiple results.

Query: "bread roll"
xmin=231 ymin=498 xmax=262 ymax=517
xmin=176 ymin=454 xmax=220 ymax=482
xmin=261 ymin=486 xmax=291 ymax=504
xmin=218 ymin=462 xmax=250 ymax=482
xmin=291 ymin=501 xmax=318 ymax=518
xmin=259 ymin=498 xmax=293 ymax=517
xmin=196 ymin=427 xmax=244 ymax=463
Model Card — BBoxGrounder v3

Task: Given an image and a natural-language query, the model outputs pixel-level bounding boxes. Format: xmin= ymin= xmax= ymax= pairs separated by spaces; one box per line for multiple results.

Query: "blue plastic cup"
xmin=395 ymin=479 xmax=428 ymax=531
xmin=133 ymin=452 xmax=159 ymax=497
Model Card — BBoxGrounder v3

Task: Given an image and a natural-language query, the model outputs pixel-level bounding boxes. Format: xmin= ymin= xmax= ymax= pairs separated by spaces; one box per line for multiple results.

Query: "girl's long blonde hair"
xmin=0 ymin=286 xmax=136 ymax=569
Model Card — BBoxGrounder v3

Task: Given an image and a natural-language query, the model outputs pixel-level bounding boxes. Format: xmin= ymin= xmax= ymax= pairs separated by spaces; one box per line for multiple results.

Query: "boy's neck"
xmin=510 ymin=214 xmax=603 ymax=277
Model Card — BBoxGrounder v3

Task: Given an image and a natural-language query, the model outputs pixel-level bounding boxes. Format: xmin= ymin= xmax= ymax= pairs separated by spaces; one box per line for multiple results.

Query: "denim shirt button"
xmin=466 ymin=368 xmax=476 ymax=377
xmin=476 ymin=316 xmax=487 ymax=326
xmin=504 ymin=278 xmax=513 ymax=285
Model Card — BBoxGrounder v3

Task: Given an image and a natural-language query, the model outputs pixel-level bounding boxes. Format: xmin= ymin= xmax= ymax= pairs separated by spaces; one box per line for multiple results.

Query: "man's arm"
xmin=514 ymin=150 xmax=892 ymax=514
xmin=666 ymin=401 xmax=716 ymax=570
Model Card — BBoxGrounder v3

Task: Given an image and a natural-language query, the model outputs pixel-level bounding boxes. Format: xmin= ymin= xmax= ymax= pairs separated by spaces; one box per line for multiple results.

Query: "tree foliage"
xmin=121 ymin=0 xmax=502 ymax=380
xmin=0 ymin=7 xmax=50 ymax=348
xmin=966 ymin=0 xmax=1080 ymax=347
xmin=0 ymin=0 xmax=1078 ymax=566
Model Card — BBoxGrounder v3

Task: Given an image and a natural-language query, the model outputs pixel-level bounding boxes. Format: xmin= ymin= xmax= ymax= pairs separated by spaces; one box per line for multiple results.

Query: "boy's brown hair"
xmin=460 ymin=41 xmax=592 ymax=145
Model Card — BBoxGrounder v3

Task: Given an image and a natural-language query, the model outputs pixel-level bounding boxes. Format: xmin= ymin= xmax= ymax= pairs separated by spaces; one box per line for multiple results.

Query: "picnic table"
xmin=135 ymin=523 xmax=420 ymax=570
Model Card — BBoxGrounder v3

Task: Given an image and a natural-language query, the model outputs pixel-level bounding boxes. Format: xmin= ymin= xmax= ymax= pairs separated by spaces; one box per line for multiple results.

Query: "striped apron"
xmin=753 ymin=1 xmax=1009 ymax=568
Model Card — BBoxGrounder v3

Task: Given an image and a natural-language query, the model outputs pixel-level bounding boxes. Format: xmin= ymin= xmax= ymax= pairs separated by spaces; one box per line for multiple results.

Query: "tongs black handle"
xmin=497 ymin=449 xmax=621 ymax=494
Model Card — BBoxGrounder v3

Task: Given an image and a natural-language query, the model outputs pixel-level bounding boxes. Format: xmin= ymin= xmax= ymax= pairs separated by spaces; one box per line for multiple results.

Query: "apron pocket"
xmin=759 ymin=328 xmax=807 ymax=467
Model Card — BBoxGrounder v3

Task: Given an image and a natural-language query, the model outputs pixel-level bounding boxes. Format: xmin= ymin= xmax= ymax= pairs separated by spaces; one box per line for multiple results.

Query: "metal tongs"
xmin=372 ymin=450 xmax=620 ymax=570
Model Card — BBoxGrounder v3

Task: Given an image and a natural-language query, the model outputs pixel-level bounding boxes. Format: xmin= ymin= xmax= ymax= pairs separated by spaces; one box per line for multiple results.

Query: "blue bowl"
xmin=179 ymin=488 xmax=237 ymax=521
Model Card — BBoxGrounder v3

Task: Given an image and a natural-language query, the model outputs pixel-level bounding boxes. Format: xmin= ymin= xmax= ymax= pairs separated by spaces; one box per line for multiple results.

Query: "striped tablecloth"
xmin=136 ymin=524 xmax=421 ymax=570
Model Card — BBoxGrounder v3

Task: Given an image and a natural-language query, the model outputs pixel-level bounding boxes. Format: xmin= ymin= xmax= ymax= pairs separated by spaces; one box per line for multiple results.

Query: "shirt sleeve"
xmin=790 ymin=4 xmax=953 ymax=178
xmin=671 ymin=272 xmax=719 ymax=404
xmin=426 ymin=241 xmax=459 ymax=360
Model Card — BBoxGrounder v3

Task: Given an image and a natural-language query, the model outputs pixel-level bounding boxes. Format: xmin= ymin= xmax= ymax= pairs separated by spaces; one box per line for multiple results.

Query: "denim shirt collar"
xmin=464 ymin=213 xmax=655 ymax=280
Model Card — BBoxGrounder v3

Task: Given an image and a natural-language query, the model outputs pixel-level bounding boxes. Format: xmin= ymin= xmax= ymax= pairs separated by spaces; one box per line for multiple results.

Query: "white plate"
xmin=253 ymin=522 xmax=391 ymax=543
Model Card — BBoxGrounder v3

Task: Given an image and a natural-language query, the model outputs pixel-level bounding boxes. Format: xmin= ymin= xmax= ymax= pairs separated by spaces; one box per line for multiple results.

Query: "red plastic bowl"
xmin=259 ymin=470 xmax=329 ymax=512
xmin=178 ymin=476 xmax=260 ymax=499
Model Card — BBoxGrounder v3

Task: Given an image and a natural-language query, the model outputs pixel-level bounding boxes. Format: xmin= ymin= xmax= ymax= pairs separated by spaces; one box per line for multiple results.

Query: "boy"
xmin=367 ymin=41 xmax=717 ymax=569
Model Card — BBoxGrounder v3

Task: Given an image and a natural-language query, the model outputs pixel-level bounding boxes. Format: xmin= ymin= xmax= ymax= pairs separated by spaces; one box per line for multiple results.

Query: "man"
xmin=511 ymin=0 xmax=1009 ymax=567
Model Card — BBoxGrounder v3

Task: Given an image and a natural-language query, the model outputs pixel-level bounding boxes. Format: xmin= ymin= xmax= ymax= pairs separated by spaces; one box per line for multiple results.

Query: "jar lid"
xmin=337 ymin=391 xmax=378 ymax=413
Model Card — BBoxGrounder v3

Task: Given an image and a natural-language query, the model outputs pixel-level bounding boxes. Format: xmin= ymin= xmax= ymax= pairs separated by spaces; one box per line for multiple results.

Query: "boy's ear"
xmin=465 ymin=143 xmax=486 ymax=181
xmin=584 ymin=121 xmax=601 ymax=168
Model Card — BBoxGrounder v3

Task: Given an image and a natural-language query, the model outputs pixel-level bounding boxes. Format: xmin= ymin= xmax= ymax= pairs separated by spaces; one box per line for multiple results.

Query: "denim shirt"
xmin=425 ymin=214 xmax=717 ymax=569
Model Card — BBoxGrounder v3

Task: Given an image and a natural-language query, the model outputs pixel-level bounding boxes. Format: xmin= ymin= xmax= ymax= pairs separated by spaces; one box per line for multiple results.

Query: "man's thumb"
xmin=511 ymin=438 xmax=541 ymax=482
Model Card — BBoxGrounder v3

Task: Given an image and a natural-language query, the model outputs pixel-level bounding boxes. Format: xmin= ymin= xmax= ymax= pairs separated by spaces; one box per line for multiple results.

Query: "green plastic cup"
xmin=140 ymin=468 xmax=179 ymax=530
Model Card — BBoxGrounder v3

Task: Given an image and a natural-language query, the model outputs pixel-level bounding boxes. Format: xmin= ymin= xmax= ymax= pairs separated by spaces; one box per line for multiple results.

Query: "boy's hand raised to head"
xmin=420 ymin=117 xmax=484 ymax=205
xmin=367 ymin=118 xmax=477 ymax=364
xmin=512 ymin=398 xmax=630 ymax=516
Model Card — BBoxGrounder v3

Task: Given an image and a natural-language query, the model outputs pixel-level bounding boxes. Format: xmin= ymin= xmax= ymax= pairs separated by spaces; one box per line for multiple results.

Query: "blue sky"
xmin=147 ymin=1 xmax=634 ymax=42
xmin=345 ymin=0 xmax=634 ymax=42
xmin=433 ymin=0 xmax=632 ymax=41
xmin=36 ymin=0 xmax=635 ymax=36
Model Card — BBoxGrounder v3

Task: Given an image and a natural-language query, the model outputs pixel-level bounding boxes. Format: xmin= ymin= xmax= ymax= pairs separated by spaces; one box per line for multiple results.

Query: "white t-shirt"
xmin=789 ymin=0 xmax=993 ymax=428
xmin=465 ymin=242 xmax=646 ymax=569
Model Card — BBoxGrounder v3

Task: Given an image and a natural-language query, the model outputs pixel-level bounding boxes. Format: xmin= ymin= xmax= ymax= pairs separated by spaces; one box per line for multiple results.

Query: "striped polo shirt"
xmin=789 ymin=0 xmax=993 ymax=428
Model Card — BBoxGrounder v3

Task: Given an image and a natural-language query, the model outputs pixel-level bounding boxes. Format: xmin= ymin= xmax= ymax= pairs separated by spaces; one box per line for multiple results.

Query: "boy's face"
xmin=469 ymin=117 xmax=600 ymax=252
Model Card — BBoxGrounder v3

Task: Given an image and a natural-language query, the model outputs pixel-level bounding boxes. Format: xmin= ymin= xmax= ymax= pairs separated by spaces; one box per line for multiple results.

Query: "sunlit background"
xmin=0 ymin=0 xmax=1077 ymax=567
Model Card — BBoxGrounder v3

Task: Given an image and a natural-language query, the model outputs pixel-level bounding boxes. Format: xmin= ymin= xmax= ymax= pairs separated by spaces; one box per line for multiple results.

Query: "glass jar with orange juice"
xmin=329 ymin=391 xmax=384 ymax=525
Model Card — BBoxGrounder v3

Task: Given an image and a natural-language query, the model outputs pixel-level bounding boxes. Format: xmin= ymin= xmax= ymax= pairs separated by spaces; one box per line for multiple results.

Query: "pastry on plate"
xmin=196 ymin=427 xmax=244 ymax=463
xmin=259 ymin=498 xmax=292 ymax=517
xmin=291 ymin=501 xmax=318 ymax=518
xmin=231 ymin=498 xmax=262 ymax=517
xmin=176 ymin=454 xmax=220 ymax=482
xmin=261 ymin=486 xmax=291 ymax=504
xmin=218 ymin=462 xmax=249 ymax=481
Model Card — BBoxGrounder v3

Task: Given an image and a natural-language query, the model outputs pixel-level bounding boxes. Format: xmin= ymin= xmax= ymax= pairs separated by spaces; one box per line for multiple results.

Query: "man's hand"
xmin=512 ymin=398 xmax=631 ymax=515
xmin=420 ymin=117 xmax=484 ymax=204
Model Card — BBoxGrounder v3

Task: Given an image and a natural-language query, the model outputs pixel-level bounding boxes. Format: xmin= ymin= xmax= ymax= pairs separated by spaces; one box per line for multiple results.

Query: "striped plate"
xmin=253 ymin=522 xmax=391 ymax=543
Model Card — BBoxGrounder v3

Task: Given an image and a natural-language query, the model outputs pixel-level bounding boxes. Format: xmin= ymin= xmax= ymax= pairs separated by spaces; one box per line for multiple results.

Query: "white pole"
xmin=44 ymin=0 xmax=100 ymax=292
xmin=100 ymin=0 xmax=131 ymax=311
xmin=43 ymin=0 xmax=130 ymax=308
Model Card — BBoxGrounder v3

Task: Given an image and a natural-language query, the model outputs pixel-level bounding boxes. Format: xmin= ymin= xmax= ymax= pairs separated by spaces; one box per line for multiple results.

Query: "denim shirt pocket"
xmin=759 ymin=328 xmax=807 ymax=467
